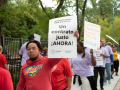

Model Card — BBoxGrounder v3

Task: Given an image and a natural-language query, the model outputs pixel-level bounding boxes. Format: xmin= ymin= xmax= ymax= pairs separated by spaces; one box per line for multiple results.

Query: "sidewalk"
xmin=97 ymin=67 xmax=120 ymax=90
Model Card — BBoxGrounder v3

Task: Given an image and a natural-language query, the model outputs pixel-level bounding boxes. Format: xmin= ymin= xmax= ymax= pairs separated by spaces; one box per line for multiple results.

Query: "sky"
xmin=41 ymin=0 xmax=57 ymax=7
xmin=41 ymin=0 xmax=100 ymax=7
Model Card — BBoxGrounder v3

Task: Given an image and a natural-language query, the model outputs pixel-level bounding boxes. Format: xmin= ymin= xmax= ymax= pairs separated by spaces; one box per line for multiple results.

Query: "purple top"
xmin=19 ymin=42 xmax=30 ymax=66
xmin=94 ymin=47 xmax=110 ymax=67
xmin=70 ymin=52 xmax=93 ymax=77
xmin=85 ymin=47 xmax=96 ymax=58
xmin=104 ymin=45 xmax=113 ymax=63
xmin=85 ymin=47 xmax=96 ymax=71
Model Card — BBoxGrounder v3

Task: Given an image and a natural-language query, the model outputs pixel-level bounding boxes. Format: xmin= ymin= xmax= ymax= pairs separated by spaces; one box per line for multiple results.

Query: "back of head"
xmin=28 ymin=34 xmax=35 ymax=41
xmin=107 ymin=42 xmax=111 ymax=46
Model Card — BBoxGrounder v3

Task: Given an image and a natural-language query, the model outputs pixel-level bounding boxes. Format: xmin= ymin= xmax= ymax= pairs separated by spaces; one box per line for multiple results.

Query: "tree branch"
xmin=0 ymin=0 xmax=7 ymax=7
xmin=78 ymin=0 xmax=87 ymax=41
xmin=38 ymin=0 xmax=51 ymax=19
xmin=55 ymin=0 xmax=65 ymax=17
xmin=55 ymin=0 xmax=64 ymax=13
xmin=82 ymin=0 xmax=87 ymax=17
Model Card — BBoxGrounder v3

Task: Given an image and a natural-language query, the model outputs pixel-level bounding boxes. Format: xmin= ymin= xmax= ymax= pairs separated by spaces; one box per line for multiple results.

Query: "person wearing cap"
xmin=19 ymin=34 xmax=35 ymax=66
xmin=107 ymin=42 xmax=114 ymax=79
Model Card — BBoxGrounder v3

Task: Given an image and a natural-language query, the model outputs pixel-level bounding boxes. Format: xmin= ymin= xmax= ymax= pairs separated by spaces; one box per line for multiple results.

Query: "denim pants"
xmin=104 ymin=63 xmax=111 ymax=82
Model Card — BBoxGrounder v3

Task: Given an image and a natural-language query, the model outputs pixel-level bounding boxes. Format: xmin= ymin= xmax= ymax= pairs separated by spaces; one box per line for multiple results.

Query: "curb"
xmin=113 ymin=79 xmax=120 ymax=90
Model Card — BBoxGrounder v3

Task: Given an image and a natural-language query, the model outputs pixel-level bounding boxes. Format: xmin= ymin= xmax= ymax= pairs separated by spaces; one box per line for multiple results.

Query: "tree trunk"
xmin=0 ymin=0 xmax=7 ymax=45
xmin=77 ymin=0 xmax=87 ymax=41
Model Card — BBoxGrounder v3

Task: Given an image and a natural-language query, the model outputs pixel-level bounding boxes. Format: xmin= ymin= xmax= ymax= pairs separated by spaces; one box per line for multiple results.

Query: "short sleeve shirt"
xmin=70 ymin=52 xmax=93 ymax=77
xmin=51 ymin=58 xmax=73 ymax=90
xmin=19 ymin=42 xmax=30 ymax=66
xmin=94 ymin=47 xmax=110 ymax=67
xmin=0 ymin=54 xmax=7 ymax=69
xmin=104 ymin=45 xmax=113 ymax=63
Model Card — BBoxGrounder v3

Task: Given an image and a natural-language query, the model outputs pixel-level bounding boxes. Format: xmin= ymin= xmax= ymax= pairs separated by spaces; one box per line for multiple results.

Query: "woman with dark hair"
xmin=41 ymin=47 xmax=48 ymax=57
xmin=70 ymin=41 xmax=97 ymax=90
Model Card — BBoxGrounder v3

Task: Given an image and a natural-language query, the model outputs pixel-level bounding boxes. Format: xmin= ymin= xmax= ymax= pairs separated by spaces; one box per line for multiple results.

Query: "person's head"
xmin=81 ymin=40 xmax=84 ymax=44
xmin=107 ymin=42 xmax=111 ymax=46
xmin=28 ymin=34 xmax=35 ymax=41
xmin=101 ymin=38 xmax=106 ymax=46
xmin=113 ymin=47 xmax=117 ymax=52
xmin=0 ymin=45 xmax=3 ymax=54
xmin=77 ymin=41 xmax=85 ymax=58
xmin=42 ymin=47 xmax=48 ymax=54
xmin=26 ymin=40 xmax=42 ymax=61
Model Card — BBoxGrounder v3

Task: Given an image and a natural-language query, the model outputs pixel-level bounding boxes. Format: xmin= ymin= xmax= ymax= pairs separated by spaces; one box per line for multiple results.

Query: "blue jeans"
xmin=104 ymin=63 xmax=111 ymax=82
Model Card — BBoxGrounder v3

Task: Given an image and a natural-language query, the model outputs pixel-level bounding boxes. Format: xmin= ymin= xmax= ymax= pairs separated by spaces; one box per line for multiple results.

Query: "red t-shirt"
xmin=0 ymin=67 xmax=13 ymax=90
xmin=51 ymin=58 xmax=73 ymax=90
xmin=16 ymin=56 xmax=61 ymax=90
xmin=0 ymin=54 xmax=7 ymax=69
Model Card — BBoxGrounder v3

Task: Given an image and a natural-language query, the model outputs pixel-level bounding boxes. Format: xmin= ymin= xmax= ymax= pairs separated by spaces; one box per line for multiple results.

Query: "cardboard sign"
xmin=34 ymin=33 xmax=41 ymax=42
xmin=94 ymin=50 xmax=103 ymax=65
xmin=84 ymin=21 xmax=101 ymax=50
xmin=48 ymin=16 xmax=77 ymax=58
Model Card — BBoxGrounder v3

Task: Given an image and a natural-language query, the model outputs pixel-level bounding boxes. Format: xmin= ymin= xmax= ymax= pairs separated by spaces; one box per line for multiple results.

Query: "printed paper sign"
xmin=48 ymin=16 xmax=77 ymax=58
xmin=95 ymin=50 xmax=103 ymax=65
xmin=84 ymin=21 xmax=101 ymax=50
xmin=34 ymin=33 xmax=41 ymax=42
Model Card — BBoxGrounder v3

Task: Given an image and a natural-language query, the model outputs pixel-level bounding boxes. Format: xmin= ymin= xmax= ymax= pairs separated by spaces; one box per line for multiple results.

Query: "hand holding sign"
xmin=90 ymin=49 xmax=93 ymax=55
xmin=48 ymin=16 xmax=77 ymax=58
xmin=74 ymin=30 xmax=79 ymax=39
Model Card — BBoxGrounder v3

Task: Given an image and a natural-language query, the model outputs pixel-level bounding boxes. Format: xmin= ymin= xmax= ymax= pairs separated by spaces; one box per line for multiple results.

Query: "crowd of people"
xmin=0 ymin=31 xmax=120 ymax=90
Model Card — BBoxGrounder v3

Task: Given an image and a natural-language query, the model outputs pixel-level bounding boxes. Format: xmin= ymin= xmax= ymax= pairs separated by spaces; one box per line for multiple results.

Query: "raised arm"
xmin=90 ymin=49 xmax=96 ymax=66
xmin=16 ymin=68 xmax=26 ymax=90
xmin=4 ymin=64 xmax=9 ymax=71
xmin=49 ymin=58 xmax=62 ymax=67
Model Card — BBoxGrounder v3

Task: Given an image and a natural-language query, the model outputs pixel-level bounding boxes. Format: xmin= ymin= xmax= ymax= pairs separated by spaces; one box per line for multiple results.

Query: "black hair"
xmin=26 ymin=40 xmax=42 ymax=51
xmin=77 ymin=41 xmax=85 ymax=58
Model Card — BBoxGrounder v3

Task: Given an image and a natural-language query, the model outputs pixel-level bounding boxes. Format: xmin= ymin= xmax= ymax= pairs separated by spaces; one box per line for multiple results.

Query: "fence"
xmin=1 ymin=35 xmax=120 ymax=89
xmin=1 ymin=36 xmax=48 ymax=90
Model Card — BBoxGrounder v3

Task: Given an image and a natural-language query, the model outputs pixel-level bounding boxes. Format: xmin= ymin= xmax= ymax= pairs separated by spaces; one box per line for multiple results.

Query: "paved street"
xmin=97 ymin=67 xmax=120 ymax=90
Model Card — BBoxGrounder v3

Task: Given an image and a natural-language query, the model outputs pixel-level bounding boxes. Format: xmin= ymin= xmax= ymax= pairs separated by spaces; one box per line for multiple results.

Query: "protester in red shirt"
xmin=0 ymin=67 xmax=13 ymax=90
xmin=16 ymin=40 xmax=62 ymax=90
xmin=16 ymin=30 xmax=79 ymax=90
xmin=51 ymin=58 xmax=73 ymax=90
xmin=0 ymin=45 xmax=9 ymax=71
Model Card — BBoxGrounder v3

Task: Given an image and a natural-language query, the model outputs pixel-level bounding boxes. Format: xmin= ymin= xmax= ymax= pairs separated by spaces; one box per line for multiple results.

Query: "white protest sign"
xmin=48 ymin=16 xmax=77 ymax=58
xmin=34 ymin=33 xmax=41 ymax=42
xmin=84 ymin=21 xmax=101 ymax=50
xmin=94 ymin=50 xmax=103 ymax=65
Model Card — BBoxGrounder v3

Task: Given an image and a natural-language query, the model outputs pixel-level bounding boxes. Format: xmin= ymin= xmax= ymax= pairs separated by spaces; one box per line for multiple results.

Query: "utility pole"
xmin=112 ymin=4 xmax=114 ymax=44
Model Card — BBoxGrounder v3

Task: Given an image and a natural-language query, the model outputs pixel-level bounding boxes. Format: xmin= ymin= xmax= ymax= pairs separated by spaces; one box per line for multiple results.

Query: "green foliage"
xmin=97 ymin=16 xmax=120 ymax=43
xmin=0 ymin=0 xmax=49 ymax=39
xmin=0 ymin=0 xmax=120 ymax=42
